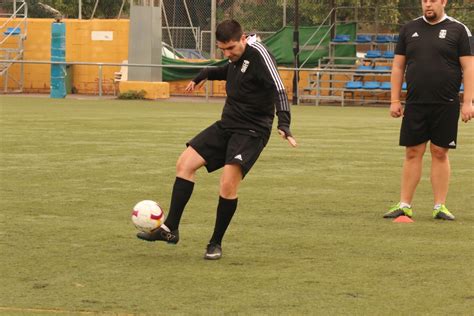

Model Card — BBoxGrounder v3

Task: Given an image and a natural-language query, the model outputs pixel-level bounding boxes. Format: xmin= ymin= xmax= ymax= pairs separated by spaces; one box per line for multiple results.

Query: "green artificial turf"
xmin=0 ymin=96 xmax=473 ymax=315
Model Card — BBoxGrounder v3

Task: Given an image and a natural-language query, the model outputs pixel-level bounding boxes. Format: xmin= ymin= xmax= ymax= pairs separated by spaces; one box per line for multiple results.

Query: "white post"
xmin=79 ymin=0 xmax=82 ymax=19
xmin=183 ymin=0 xmax=198 ymax=47
xmin=98 ymin=65 xmax=103 ymax=97
xmin=117 ymin=0 xmax=126 ymax=19
xmin=283 ymin=0 xmax=287 ymax=27
xmin=209 ymin=0 xmax=216 ymax=97
xmin=91 ymin=0 xmax=99 ymax=19
xmin=210 ymin=0 xmax=216 ymax=59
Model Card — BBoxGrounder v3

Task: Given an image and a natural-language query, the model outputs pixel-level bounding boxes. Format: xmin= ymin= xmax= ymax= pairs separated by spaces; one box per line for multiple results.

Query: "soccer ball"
xmin=131 ymin=200 xmax=164 ymax=232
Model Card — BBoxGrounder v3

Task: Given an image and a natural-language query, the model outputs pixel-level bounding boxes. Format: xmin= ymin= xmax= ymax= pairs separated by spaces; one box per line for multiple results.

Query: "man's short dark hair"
xmin=216 ymin=19 xmax=243 ymax=42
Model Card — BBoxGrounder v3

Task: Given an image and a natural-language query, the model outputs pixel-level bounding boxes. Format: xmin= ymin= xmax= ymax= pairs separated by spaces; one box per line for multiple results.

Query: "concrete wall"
xmin=1 ymin=18 xmax=128 ymax=94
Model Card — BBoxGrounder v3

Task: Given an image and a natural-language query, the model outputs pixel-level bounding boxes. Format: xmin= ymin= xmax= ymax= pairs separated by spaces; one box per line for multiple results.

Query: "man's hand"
xmin=185 ymin=81 xmax=196 ymax=92
xmin=390 ymin=101 xmax=403 ymax=118
xmin=461 ymin=102 xmax=473 ymax=123
xmin=278 ymin=128 xmax=297 ymax=147
xmin=185 ymin=80 xmax=205 ymax=93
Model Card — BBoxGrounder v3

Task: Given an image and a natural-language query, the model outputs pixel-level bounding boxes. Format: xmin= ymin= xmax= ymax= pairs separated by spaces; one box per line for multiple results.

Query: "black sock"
xmin=164 ymin=177 xmax=194 ymax=231
xmin=210 ymin=196 xmax=238 ymax=245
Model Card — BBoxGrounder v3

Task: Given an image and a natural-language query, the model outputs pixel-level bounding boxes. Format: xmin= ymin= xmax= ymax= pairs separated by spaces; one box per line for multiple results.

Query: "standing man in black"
xmin=137 ymin=20 xmax=297 ymax=260
xmin=384 ymin=0 xmax=473 ymax=220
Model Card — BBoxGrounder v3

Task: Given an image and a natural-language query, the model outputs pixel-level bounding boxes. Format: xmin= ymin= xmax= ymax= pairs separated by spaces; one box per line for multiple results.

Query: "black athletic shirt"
xmin=193 ymin=36 xmax=291 ymax=140
xmin=395 ymin=15 xmax=473 ymax=105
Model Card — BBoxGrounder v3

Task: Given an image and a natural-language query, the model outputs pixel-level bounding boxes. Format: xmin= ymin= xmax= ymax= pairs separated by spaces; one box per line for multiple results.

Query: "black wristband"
xmin=276 ymin=111 xmax=292 ymax=137
xmin=278 ymin=125 xmax=292 ymax=137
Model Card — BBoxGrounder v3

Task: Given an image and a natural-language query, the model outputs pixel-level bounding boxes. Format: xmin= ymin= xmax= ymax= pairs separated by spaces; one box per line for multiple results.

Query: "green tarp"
xmin=163 ymin=23 xmax=356 ymax=81
xmin=264 ymin=23 xmax=356 ymax=66
xmin=162 ymin=57 xmax=226 ymax=82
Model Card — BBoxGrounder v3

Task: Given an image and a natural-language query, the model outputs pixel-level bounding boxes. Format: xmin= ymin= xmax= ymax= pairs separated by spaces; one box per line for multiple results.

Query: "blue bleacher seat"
xmin=365 ymin=50 xmax=382 ymax=58
xmin=391 ymin=35 xmax=399 ymax=43
xmin=362 ymin=81 xmax=380 ymax=89
xmin=374 ymin=66 xmax=391 ymax=72
xmin=345 ymin=81 xmax=363 ymax=89
xmin=382 ymin=51 xmax=395 ymax=58
xmin=332 ymin=34 xmax=351 ymax=42
xmin=375 ymin=35 xmax=392 ymax=43
xmin=356 ymin=65 xmax=373 ymax=72
xmin=356 ymin=35 xmax=372 ymax=43
xmin=460 ymin=83 xmax=464 ymax=92
xmin=402 ymin=82 xmax=407 ymax=90
xmin=380 ymin=82 xmax=391 ymax=90
xmin=4 ymin=27 xmax=21 ymax=36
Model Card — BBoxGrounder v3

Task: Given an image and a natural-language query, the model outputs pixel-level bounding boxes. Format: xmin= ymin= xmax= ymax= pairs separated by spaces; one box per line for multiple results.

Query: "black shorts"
xmin=400 ymin=103 xmax=460 ymax=149
xmin=187 ymin=122 xmax=266 ymax=178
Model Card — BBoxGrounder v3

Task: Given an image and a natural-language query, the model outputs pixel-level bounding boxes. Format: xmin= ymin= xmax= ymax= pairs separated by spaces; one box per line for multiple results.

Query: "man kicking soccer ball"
xmin=137 ymin=19 xmax=297 ymax=260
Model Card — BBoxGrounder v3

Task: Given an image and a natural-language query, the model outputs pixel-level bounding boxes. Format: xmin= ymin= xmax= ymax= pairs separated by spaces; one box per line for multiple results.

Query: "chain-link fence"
xmin=160 ymin=0 xmax=288 ymax=59
xmin=334 ymin=4 xmax=473 ymax=34
xmin=159 ymin=1 xmax=472 ymax=59
xmin=2 ymin=0 xmax=472 ymax=59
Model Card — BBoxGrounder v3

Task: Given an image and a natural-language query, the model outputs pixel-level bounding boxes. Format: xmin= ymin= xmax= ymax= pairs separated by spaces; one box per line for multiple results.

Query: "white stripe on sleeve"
xmin=250 ymin=42 xmax=289 ymax=111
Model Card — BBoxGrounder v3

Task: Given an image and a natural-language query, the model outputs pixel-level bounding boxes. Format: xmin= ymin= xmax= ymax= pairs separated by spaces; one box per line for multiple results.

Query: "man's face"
xmin=422 ymin=0 xmax=447 ymax=22
xmin=217 ymin=35 xmax=246 ymax=62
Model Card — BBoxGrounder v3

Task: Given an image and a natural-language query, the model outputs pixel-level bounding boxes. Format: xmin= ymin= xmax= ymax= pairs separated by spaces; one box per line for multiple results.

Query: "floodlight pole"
xmin=292 ymin=0 xmax=299 ymax=105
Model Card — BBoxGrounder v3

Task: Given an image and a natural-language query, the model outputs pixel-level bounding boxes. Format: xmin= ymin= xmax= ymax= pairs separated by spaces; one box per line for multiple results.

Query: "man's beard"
xmin=425 ymin=12 xmax=438 ymax=22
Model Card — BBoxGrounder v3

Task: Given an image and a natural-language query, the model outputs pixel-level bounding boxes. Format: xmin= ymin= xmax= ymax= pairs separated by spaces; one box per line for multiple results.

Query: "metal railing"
xmin=0 ymin=59 xmax=220 ymax=98
xmin=0 ymin=59 xmax=310 ymax=99
xmin=298 ymin=8 xmax=334 ymax=69
xmin=300 ymin=67 xmax=393 ymax=106
xmin=1 ymin=1 xmax=28 ymax=92
xmin=0 ymin=58 xmax=405 ymax=107
xmin=0 ymin=1 xmax=27 ymax=45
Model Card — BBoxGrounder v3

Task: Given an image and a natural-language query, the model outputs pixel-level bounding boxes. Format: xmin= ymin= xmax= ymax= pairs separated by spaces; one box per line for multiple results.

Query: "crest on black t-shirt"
xmin=241 ymin=60 xmax=250 ymax=73
xmin=439 ymin=29 xmax=447 ymax=38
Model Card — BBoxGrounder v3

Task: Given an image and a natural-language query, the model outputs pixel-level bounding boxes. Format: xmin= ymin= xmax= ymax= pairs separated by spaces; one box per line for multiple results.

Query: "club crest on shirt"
xmin=439 ymin=29 xmax=447 ymax=39
xmin=241 ymin=60 xmax=250 ymax=73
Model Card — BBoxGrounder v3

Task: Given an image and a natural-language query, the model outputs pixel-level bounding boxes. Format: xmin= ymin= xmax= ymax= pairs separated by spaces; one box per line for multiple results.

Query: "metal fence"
xmin=159 ymin=1 xmax=473 ymax=60
xmin=160 ymin=0 xmax=288 ymax=58
xmin=0 ymin=59 xmax=313 ymax=102
xmin=2 ymin=1 xmax=471 ymax=58
xmin=0 ymin=59 xmax=216 ymax=97
xmin=334 ymin=4 xmax=473 ymax=34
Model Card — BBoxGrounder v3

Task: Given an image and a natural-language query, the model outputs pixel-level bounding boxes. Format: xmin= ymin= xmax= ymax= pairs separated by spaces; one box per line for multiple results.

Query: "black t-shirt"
xmin=395 ymin=16 xmax=473 ymax=105
xmin=193 ymin=38 xmax=291 ymax=140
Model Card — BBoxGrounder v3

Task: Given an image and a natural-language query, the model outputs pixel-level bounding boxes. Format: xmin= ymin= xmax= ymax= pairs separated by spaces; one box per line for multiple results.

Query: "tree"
xmin=2 ymin=0 xmax=471 ymax=31
xmin=15 ymin=0 xmax=128 ymax=19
